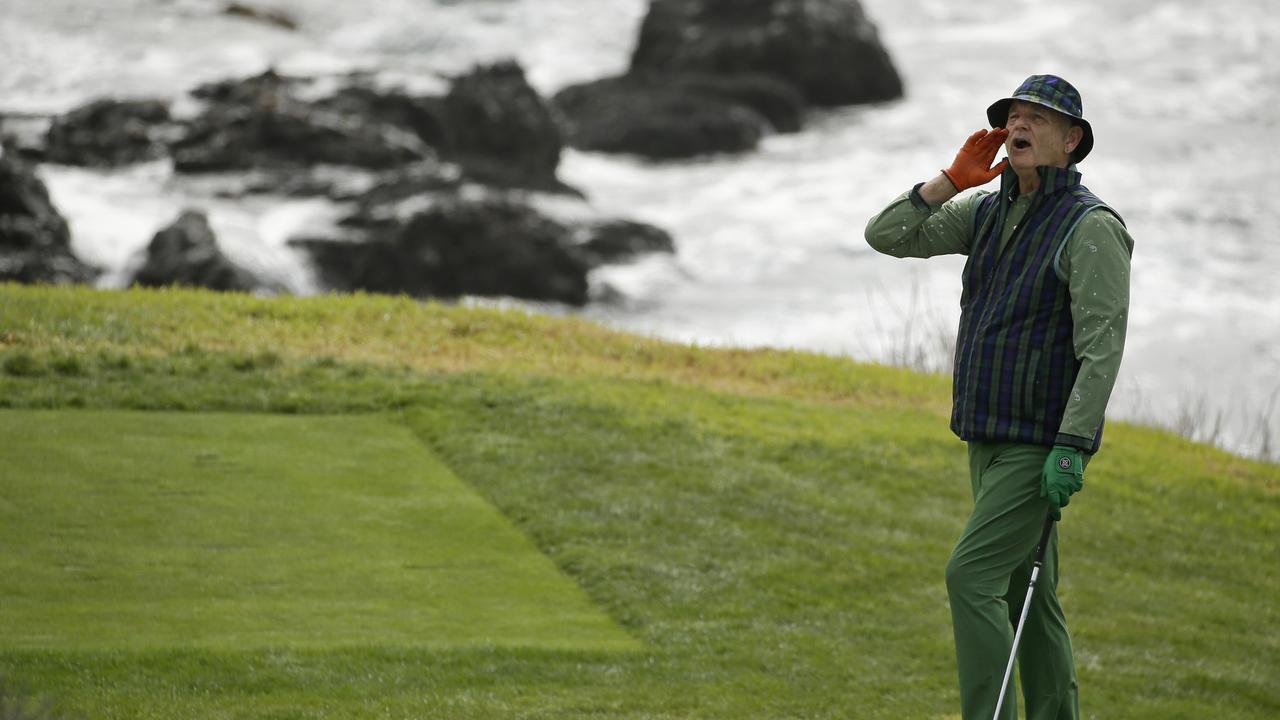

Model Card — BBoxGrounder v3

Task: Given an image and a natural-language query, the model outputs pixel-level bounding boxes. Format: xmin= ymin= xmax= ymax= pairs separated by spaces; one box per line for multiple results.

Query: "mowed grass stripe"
xmin=0 ymin=409 xmax=638 ymax=652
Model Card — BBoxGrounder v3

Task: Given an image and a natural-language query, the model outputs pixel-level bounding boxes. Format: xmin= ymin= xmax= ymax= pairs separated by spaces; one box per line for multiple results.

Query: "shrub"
xmin=2 ymin=352 xmax=45 ymax=377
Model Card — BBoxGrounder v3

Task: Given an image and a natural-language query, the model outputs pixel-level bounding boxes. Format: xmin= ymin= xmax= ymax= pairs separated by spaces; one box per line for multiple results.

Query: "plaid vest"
xmin=950 ymin=165 xmax=1118 ymax=452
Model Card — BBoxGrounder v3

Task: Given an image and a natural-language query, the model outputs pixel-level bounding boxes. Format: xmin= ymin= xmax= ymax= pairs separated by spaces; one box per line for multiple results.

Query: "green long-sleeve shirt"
xmin=864 ymin=183 xmax=1134 ymax=450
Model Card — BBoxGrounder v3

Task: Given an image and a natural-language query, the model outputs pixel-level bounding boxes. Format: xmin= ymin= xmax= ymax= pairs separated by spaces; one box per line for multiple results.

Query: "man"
xmin=864 ymin=75 xmax=1134 ymax=719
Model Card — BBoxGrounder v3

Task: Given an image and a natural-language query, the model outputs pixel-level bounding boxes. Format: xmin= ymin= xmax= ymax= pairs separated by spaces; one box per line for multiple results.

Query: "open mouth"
xmin=1011 ymin=138 xmax=1032 ymax=151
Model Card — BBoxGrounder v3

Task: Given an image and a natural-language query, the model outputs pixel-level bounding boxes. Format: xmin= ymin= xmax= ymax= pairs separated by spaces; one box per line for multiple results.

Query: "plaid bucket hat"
xmin=986 ymin=74 xmax=1093 ymax=163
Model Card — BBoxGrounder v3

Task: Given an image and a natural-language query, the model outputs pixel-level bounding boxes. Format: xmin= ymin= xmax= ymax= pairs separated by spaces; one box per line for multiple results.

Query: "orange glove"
xmin=942 ymin=128 xmax=1009 ymax=191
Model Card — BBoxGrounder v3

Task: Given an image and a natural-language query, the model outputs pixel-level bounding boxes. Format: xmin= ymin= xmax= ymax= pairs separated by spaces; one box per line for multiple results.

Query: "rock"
xmin=316 ymin=85 xmax=448 ymax=149
xmin=171 ymin=64 xmax=578 ymax=192
xmin=552 ymin=73 xmax=768 ymax=158
xmin=223 ymin=2 xmax=299 ymax=31
xmin=171 ymin=70 xmax=430 ymax=173
xmin=552 ymin=0 xmax=901 ymax=158
xmin=292 ymin=197 xmax=590 ymax=305
xmin=631 ymin=0 xmax=903 ymax=107
xmin=189 ymin=68 xmax=296 ymax=106
xmin=438 ymin=62 xmax=568 ymax=191
xmin=0 ymin=147 xmax=98 ymax=284
xmin=672 ymin=72 xmax=806 ymax=133
xmin=333 ymin=162 xmax=465 ymax=224
xmin=44 ymin=98 xmax=173 ymax=167
xmin=0 ymin=113 xmax=53 ymax=162
xmin=171 ymin=108 xmax=428 ymax=172
xmin=131 ymin=210 xmax=261 ymax=291
xmin=315 ymin=73 xmax=582 ymax=195
xmin=574 ymin=219 xmax=675 ymax=268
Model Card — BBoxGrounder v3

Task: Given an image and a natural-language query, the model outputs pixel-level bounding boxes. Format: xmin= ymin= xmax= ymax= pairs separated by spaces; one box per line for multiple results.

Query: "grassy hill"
xmin=1 ymin=284 xmax=1276 ymax=719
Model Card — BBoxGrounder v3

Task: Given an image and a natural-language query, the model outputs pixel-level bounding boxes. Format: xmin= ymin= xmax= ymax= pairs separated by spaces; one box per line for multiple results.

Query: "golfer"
xmin=865 ymin=75 xmax=1133 ymax=719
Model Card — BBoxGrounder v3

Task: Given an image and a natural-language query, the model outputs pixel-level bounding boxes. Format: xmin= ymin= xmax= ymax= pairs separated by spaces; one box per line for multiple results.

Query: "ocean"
xmin=3 ymin=0 xmax=1277 ymax=457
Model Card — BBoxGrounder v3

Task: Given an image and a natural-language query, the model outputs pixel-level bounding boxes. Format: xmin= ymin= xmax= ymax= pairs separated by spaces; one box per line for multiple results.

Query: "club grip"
xmin=1034 ymin=513 xmax=1056 ymax=563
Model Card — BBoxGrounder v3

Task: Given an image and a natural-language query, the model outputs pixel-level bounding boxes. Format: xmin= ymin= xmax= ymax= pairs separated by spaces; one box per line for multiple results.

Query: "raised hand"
xmin=942 ymin=128 xmax=1010 ymax=191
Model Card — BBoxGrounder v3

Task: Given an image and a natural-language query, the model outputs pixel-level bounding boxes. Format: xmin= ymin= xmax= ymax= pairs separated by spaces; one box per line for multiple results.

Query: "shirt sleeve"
xmin=1055 ymin=210 xmax=1135 ymax=449
xmin=864 ymin=185 xmax=980 ymax=258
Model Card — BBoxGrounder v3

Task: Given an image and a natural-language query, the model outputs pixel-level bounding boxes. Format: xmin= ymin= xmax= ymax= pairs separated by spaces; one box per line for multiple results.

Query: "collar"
xmin=1001 ymin=163 xmax=1083 ymax=201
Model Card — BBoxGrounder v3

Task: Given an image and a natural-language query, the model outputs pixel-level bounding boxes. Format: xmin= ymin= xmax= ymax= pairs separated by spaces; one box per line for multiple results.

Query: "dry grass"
xmin=0 ymin=283 xmax=951 ymax=415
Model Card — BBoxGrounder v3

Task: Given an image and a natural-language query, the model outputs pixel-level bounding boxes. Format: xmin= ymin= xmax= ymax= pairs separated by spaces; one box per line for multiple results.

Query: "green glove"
xmin=1041 ymin=445 xmax=1085 ymax=520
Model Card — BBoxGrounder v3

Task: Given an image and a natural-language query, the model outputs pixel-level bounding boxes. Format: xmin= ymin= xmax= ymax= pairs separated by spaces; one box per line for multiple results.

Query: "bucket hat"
xmin=987 ymin=74 xmax=1093 ymax=163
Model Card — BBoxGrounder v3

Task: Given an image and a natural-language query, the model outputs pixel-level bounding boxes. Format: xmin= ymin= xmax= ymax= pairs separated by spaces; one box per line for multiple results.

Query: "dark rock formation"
xmin=330 ymin=163 xmax=465 ymax=222
xmin=674 ymin=72 xmax=806 ymax=133
xmin=551 ymin=0 xmax=902 ymax=159
xmin=172 ymin=64 xmax=577 ymax=193
xmin=44 ymin=98 xmax=173 ymax=167
xmin=171 ymin=70 xmax=430 ymax=173
xmin=292 ymin=197 xmax=590 ymax=305
xmin=171 ymin=108 xmax=427 ymax=173
xmin=552 ymin=71 xmax=807 ymax=157
xmin=631 ymin=0 xmax=903 ymax=107
xmin=163 ymin=63 xmax=624 ymax=303
xmin=0 ymin=147 xmax=98 ymax=284
xmin=189 ymin=68 xmax=296 ymax=107
xmin=552 ymin=73 xmax=769 ymax=158
xmin=131 ymin=210 xmax=261 ymax=291
xmin=0 ymin=113 xmax=52 ymax=162
xmin=574 ymin=219 xmax=676 ymax=268
xmin=315 ymin=85 xmax=448 ymax=149
xmin=223 ymin=2 xmax=299 ymax=31
xmin=437 ymin=62 xmax=570 ymax=192
xmin=17 ymin=56 xmax=681 ymax=302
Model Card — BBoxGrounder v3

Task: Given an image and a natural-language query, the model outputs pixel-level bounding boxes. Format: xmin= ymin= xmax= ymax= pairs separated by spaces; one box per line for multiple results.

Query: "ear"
xmin=1065 ymin=125 xmax=1084 ymax=154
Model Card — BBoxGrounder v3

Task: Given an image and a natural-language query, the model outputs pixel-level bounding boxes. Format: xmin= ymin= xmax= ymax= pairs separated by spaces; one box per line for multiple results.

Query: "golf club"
xmin=992 ymin=512 xmax=1057 ymax=720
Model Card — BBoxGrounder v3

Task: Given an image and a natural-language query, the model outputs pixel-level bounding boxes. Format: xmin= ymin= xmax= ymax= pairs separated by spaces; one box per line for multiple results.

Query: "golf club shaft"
xmin=992 ymin=513 xmax=1057 ymax=720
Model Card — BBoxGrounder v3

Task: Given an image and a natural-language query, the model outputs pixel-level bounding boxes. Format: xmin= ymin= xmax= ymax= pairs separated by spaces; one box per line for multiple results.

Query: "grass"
xmin=0 ymin=283 xmax=1277 ymax=719
xmin=0 ymin=410 xmax=636 ymax=653
xmin=0 ymin=285 xmax=950 ymax=413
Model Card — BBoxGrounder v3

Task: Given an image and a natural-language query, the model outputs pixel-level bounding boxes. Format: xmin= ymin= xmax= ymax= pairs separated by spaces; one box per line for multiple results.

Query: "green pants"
xmin=945 ymin=442 xmax=1084 ymax=720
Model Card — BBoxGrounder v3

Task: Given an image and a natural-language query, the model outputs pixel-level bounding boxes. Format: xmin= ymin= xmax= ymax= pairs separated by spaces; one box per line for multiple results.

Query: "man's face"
xmin=1003 ymin=100 xmax=1083 ymax=171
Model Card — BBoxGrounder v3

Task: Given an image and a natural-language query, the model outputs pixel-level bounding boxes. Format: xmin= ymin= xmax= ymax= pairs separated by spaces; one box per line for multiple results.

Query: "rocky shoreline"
xmin=0 ymin=0 xmax=901 ymax=306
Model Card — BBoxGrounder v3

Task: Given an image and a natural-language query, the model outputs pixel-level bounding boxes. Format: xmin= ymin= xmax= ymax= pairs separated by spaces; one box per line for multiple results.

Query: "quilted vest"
xmin=950 ymin=165 xmax=1118 ymax=452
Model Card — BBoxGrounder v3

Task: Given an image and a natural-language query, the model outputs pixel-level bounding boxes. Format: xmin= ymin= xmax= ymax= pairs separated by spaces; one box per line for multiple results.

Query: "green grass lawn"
xmin=0 ymin=409 xmax=637 ymax=653
xmin=0 ymin=285 xmax=1277 ymax=719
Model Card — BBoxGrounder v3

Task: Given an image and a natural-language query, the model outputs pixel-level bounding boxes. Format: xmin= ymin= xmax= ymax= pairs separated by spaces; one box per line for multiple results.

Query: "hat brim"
xmin=986 ymin=98 xmax=1093 ymax=163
